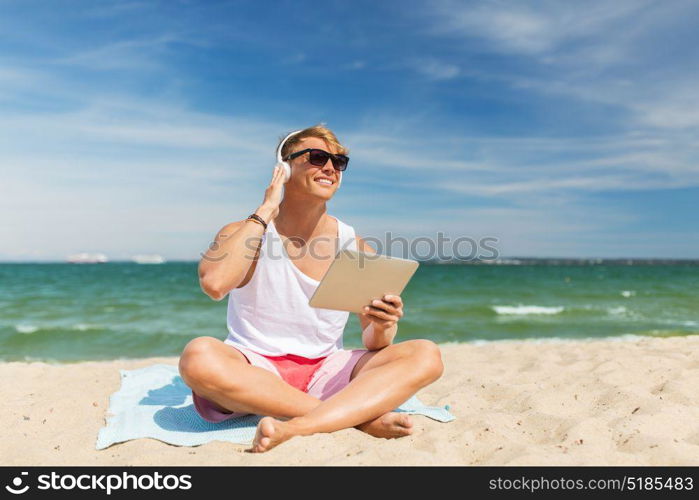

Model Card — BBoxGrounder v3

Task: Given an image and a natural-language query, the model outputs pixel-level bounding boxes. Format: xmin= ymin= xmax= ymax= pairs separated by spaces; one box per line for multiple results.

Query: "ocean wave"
xmin=492 ymin=305 xmax=564 ymax=316
xmin=621 ymin=290 xmax=636 ymax=298
xmin=12 ymin=323 xmax=106 ymax=334
xmin=607 ymin=306 xmax=628 ymax=316
xmin=15 ymin=324 xmax=39 ymax=334
xmin=73 ymin=323 xmax=103 ymax=331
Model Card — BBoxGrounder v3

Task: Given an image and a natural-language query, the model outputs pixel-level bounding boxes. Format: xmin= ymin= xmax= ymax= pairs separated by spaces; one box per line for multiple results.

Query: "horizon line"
xmin=1 ymin=256 xmax=698 ymax=264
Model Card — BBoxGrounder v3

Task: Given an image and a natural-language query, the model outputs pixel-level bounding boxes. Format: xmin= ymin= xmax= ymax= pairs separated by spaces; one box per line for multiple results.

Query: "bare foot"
xmin=356 ymin=412 xmax=413 ymax=439
xmin=249 ymin=416 xmax=295 ymax=453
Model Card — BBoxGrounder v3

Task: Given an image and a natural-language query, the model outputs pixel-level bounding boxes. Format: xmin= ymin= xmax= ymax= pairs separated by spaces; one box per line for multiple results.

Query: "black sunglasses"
xmin=284 ymin=148 xmax=349 ymax=171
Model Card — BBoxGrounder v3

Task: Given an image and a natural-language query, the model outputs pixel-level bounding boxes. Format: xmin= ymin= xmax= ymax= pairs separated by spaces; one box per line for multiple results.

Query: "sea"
xmin=0 ymin=262 xmax=697 ymax=362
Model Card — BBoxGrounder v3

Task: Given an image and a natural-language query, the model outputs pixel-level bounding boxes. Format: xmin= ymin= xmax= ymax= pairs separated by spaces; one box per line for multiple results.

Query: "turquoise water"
xmin=0 ymin=263 xmax=697 ymax=362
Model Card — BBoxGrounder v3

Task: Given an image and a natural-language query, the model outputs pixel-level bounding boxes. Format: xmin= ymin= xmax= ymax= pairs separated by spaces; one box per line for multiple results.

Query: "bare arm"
xmin=198 ymin=219 xmax=264 ymax=300
xmin=354 ymin=236 xmax=404 ymax=350
xmin=198 ymin=165 xmax=286 ymax=301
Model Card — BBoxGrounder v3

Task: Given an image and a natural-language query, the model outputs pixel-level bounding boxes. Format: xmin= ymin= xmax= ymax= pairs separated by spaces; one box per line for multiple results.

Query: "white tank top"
xmin=224 ymin=216 xmax=357 ymax=358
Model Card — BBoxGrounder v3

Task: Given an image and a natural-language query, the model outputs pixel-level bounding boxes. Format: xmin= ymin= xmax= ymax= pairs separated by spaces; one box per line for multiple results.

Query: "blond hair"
xmin=278 ymin=123 xmax=348 ymax=160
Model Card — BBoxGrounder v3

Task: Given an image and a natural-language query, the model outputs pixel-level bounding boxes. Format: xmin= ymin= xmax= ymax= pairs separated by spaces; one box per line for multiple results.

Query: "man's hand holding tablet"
xmin=360 ymin=294 xmax=404 ymax=331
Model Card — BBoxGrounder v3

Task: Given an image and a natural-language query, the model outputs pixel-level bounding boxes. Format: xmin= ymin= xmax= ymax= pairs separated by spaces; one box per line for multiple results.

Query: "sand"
xmin=2 ymin=335 xmax=699 ymax=466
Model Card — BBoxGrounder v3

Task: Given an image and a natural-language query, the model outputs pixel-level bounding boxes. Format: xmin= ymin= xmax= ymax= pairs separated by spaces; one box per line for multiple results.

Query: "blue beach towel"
xmin=96 ymin=364 xmax=455 ymax=450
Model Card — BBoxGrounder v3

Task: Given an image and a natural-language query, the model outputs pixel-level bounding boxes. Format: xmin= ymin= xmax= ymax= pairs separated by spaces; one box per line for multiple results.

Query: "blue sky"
xmin=1 ymin=0 xmax=698 ymax=260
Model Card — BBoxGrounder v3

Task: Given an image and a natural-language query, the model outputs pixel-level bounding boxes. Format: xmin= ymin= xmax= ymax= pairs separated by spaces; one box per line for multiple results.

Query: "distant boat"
xmin=67 ymin=252 xmax=109 ymax=264
xmin=131 ymin=254 xmax=166 ymax=264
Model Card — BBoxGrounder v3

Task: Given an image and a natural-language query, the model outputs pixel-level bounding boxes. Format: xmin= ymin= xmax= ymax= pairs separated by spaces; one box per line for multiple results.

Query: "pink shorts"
xmin=191 ymin=344 xmax=368 ymax=423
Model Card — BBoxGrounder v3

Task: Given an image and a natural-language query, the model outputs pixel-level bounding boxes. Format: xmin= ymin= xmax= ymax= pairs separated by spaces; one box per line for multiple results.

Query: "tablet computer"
xmin=308 ymin=249 xmax=420 ymax=313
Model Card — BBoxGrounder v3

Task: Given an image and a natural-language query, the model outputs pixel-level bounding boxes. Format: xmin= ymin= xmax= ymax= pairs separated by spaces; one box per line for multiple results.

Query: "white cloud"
xmin=343 ymin=60 xmax=366 ymax=70
xmin=418 ymin=0 xmax=699 ymax=132
xmin=427 ymin=0 xmax=653 ymax=60
xmin=282 ymin=52 xmax=307 ymax=65
xmin=342 ymin=127 xmax=699 ymax=198
xmin=412 ymin=58 xmax=460 ymax=80
xmin=53 ymin=34 xmax=192 ymax=71
xmin=0 ymin=61 xmax=301 ymax=260
xmin=79 ymin=1 xmax=153 ymax=19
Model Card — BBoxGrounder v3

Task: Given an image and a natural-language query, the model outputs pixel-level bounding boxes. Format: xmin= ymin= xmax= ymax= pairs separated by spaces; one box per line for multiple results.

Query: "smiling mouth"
xmin=315 ymin=178 xmax=334 ymax=186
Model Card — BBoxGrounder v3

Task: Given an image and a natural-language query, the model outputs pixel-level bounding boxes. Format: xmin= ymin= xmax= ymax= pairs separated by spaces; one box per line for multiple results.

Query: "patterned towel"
xmin=96 ymin=363 xmax=455 ymax=450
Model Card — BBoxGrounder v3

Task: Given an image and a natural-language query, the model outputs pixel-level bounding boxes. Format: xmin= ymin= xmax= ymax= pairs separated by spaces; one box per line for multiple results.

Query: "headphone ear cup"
xmin=275 ymin=162 xmax=291 ymax=182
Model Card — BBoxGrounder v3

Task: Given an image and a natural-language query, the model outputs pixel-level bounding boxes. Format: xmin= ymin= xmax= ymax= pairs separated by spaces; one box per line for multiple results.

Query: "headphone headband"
xmin=276 ymin=129 xmax=304 ymax=163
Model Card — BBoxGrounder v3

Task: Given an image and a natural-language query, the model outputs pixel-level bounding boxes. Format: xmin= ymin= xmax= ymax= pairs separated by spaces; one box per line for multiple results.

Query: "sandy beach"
xmin=2 ymin=335 xmax=698 ymax=466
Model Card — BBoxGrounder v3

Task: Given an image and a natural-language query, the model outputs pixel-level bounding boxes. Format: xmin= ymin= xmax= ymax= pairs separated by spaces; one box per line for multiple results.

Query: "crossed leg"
xmin=179 ymin=337 xmax=410 ymax=438
xmin=178 ymin=337 xmax=444 ymax=452
xmin=250 ymin=338 xmax=444 ymax=452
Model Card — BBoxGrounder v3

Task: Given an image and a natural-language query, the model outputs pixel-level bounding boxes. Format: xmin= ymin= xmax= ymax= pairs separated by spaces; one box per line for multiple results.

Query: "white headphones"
xmin=275 ymin=129 xmax=342 ymax=187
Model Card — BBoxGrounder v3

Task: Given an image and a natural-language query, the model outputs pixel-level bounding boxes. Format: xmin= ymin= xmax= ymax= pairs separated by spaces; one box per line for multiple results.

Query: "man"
xmin=179 ymin=124 xmax=443 ymax=453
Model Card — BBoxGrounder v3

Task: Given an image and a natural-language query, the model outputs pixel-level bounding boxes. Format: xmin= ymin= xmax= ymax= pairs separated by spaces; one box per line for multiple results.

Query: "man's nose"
xmin=321 ymin=159 xmax=335 ymax=174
